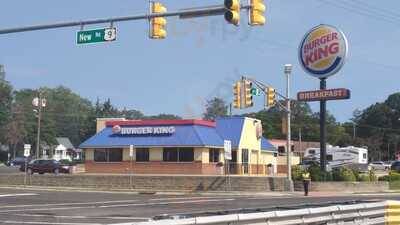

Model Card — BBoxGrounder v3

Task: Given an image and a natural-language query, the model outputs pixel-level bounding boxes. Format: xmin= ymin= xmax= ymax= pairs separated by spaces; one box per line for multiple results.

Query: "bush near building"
xmin=292 ymin=164 xmax=377 ymax=182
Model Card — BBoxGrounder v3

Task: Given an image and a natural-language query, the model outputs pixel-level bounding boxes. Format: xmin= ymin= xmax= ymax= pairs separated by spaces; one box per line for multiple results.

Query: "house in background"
xmin=54 ymin=137 xmax=81 ymax=161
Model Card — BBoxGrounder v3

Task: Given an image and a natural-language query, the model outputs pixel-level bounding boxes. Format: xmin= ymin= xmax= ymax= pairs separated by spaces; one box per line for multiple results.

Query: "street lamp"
xmin=284 ymin=64 xmax=293 ymax=191
xmin=32 ymin=91 xmax=46 ymax=159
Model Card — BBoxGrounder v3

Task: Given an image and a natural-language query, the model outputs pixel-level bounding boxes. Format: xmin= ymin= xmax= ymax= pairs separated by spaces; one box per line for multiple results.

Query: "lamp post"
xmin=284 ymin=64 xmax=293 ymax=191
xmin=32 ymin=91 xmax=46 ymax=159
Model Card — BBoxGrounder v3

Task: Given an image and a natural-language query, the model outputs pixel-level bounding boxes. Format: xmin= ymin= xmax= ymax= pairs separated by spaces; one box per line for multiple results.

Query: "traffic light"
xmin=233 ymin=81 xmax=242 ymax=109
xmin=150 ymin=2 xmax=167 ymax=39
xmin=224 ymin=0 xmax=241 ymax=26
xmin=266 ymin=87 xmax=276 ymax=107
xmin=243 ymin=80 xmax=253 ymax=108
xmin=249 ymin=0 xmax=266 ymax=26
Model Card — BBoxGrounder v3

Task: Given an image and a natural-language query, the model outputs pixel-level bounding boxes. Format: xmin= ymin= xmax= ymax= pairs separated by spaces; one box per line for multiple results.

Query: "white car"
xmin=369 ymin=161 xmax=391 ymax=170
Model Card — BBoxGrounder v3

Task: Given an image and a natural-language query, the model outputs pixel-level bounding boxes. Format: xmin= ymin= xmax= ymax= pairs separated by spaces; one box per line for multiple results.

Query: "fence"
xmin=112 ymin=200 xmax=400 ymax=225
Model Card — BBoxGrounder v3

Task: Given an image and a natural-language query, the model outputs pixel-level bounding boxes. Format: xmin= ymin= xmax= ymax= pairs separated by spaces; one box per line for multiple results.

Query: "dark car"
xmin=24 ymin=159 xmax=71 ymax=175
xmin=391 ymin=161 xmax=400 ymax=173
xmin=6 ymin=157 xmax=27 ymax=167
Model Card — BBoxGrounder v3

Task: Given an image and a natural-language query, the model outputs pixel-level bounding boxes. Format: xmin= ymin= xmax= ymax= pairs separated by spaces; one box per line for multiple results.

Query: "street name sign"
xmin=77 ymin=28 xmax=116 ymax=44
xmin=297 ymin=88 xmax=350 ymax=102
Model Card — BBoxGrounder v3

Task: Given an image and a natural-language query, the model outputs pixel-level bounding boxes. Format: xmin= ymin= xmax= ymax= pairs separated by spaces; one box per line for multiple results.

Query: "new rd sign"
xmin=77 ymin=28 xmax=116 ymax=44
xmin=297 ymin=88 xmax=350 ymax=102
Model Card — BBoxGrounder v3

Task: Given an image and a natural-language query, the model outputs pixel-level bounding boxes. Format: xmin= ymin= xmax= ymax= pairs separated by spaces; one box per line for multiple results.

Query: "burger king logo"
xmin=299 ymin=24 xmax=348 ymax=79
xmin=112 ymin=125 xmax=122 ymax=134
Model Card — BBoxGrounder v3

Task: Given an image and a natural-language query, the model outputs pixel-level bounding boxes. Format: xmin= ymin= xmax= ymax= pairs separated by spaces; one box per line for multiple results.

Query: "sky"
xmin=0 ymin=0 xmax=399 ymax=122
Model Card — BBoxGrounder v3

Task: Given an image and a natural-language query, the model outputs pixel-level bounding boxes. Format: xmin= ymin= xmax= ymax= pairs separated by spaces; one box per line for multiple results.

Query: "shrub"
xmin=308 ymin=164 xmax=332 ymax=181
xmin=358 ymin=174 xmax=370 ymax=182
xmin=379 ymin=175 xmax=390 ymax=181
xmin=292 ymin=165 xmax=303 ymax=181
xmin=58 ymin=159 xmax=75 ymax=166
xmin=388 ymin=171 xmax=400 ymax=181
xmin=369 ymin=170 xmax=378 ymax=182
xmin=332 ymin=167 xmax=357 ymax=182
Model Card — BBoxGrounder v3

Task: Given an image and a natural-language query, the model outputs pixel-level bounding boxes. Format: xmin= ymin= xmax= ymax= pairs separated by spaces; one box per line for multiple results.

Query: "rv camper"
xmin=304 ymin=145 xmax=368 ymax=169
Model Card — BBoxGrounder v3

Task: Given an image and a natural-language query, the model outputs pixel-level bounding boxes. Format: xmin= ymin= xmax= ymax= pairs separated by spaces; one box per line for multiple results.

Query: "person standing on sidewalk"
xmin=302 ymin=169 xmax=311 ymax=196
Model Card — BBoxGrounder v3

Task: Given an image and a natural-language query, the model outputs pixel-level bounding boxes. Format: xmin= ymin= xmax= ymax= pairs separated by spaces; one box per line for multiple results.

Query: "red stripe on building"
xmin=106 ymin=119 xmax=216 ymax=127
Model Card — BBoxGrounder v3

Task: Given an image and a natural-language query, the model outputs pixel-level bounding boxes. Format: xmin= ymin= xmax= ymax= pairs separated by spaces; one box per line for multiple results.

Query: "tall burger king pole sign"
xmin=298 ymin=24 xmax=349 ymax=173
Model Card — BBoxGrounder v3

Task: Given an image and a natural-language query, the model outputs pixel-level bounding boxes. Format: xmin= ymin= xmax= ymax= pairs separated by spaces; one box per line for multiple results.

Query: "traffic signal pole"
xmin=0 ymin=4 xmax=253 ymax=35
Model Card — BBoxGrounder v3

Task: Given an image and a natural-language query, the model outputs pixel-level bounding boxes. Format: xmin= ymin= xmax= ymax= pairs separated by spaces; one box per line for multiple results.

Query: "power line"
xmin=317 ymin=0 xmax=400 ymax=26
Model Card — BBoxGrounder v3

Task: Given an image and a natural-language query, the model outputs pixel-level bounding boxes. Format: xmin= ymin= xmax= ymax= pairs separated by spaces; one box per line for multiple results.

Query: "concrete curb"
xmin=0 ymin=185 xmax=296 ymax=196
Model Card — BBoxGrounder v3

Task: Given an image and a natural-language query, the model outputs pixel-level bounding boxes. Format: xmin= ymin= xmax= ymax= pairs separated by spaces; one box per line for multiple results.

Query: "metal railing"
xmin=111 ymin=200 xmax=400 ymax=225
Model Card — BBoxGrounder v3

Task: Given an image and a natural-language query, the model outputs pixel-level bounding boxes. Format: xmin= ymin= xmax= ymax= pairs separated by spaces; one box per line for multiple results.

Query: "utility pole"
xmin=352 ymin=122 xmax=356 ymax=140
xmin=36 ymin=92 xmax=42 ymax=159
xmin=33 ymin=91 xmax=46 ymax=159
xmin=299 ymin=128 xmax=302 ymax=160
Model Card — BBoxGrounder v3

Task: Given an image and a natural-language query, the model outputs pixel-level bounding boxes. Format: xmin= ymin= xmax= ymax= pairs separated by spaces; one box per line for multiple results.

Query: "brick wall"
xmin=85 ymin=161 xmax=224 ymax=175
xmin=294 ymin=181 xmax=389 ymax=192
xmin=0 ymin=174 xmax=288 ymax=191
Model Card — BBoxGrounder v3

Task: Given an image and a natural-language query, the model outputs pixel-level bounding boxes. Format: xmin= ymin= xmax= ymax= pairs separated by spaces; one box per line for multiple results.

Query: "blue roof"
xmin=79 ymin=125 xmax=224 ymax=148
xmin=261 ymin=137 xmax=277 ymax=152
xmin=215 ymin=117 xmax=244 ymax=148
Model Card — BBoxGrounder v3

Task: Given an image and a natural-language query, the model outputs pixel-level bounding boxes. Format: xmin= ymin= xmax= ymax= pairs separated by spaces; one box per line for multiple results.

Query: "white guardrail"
xmin=113 ymin=201 xmax=400 ymax=225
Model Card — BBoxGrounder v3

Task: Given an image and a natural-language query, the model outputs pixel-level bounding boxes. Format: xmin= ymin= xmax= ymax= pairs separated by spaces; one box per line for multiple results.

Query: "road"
xmin=0 ymin=187 xmax=399 ymax=225
xmin=0 ymin=165 xmax=20 ymax=174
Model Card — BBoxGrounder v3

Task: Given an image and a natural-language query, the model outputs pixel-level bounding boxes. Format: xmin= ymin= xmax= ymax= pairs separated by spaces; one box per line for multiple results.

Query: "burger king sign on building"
xmin=299 ymin=24 xmax=348 ymax=79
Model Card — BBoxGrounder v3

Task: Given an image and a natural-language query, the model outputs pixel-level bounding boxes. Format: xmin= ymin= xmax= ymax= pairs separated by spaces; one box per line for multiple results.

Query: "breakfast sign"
xmin=297 ymin=24 xmax=350 ymax=172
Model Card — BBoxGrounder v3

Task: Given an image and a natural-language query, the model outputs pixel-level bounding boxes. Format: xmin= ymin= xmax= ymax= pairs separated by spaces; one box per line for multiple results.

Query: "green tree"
xmin=203 ymin=97 xmax=228 ymax=120
xmin=0 ymin=82 xmax=13 ymax=139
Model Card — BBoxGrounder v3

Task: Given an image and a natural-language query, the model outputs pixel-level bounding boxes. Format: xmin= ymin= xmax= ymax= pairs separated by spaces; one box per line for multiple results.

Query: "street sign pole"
xmin=224 ymin=140 xmax=232 ymax=191
xmin=23 ymin=144 xmax=31 ymax=186
xmin=129 ymin=145 xmax=134 ymax=188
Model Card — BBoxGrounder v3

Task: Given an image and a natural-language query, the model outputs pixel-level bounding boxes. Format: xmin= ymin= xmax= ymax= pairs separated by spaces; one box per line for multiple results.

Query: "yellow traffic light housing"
xmin=233 ymin=81 xmax=242 ymax=109
xmin=243 ymin=80 xmax=253 ymax=108
xmin=249 ymin=0 xmax=266 ymax=26
xmin=224 ymin=0 xmax=241 ymax=26
xmin=150 ymin=2 xmax=167 ymax=39
xmin=266 ymin=87 xmax=276 ymax=107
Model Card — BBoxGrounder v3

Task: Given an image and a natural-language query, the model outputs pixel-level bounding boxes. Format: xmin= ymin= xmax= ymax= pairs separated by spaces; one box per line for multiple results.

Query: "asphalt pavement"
xmin=0 ymin=165 xmax=21 ymax=174
xmin=0 ymin=187 xmax=399 ymax=225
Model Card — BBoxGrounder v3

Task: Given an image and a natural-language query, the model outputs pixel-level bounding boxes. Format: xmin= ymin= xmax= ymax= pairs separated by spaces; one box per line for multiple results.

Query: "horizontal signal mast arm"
xmin=0 ymin=4 xmax=250 ymax=35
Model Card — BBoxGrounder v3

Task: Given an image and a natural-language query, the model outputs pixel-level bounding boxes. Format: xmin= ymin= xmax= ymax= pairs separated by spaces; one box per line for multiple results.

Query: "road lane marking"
xmin=98 ymin=198 xmax=236 ymax=208
xmin=0 ymin=198 xmax=236 ymax=213
xmin=3 ymin=221 xmax=101 ymax=225
xmin=14 ymin=214 xmax=150 ymax=220
xmin=0 ymin=196 xmax=221 ymax=209
xmin=0 ymin=193 xmax=37 ymax=198
xmin=0 ymin=199 xmax=141 ymax=209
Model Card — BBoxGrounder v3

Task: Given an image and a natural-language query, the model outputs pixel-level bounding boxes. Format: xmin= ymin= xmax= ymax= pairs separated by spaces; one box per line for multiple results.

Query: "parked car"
xmin=369 ymin=161 xmax=391 ymax=170
xmin=23 ymin=159 xmax=71 ymax=175
xmin=391 ymin=161 xmax=400 ymax=173
xmin=6 ymin=157 xmax=27 ymax=167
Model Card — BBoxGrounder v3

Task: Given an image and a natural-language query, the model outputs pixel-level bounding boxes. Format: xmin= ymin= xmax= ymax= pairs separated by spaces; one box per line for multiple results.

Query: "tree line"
xmin=204 ymin=93 xmax=400 ymax=161
xmin=0 ymin=82 xmax=181 ymax=161
xmin=1 ymin=78 xmax=399 ymax=162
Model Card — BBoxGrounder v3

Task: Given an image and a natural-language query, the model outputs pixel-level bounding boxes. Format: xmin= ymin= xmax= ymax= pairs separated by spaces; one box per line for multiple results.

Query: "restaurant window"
xmin=163 ymin=148 xmax=178 ymax=162
xmin=163 ymin=148 xmax=194 ymax=162
xmin=209 ymin=149 xmax=220 ymax=163
xmin=179 ymin=148 xmax=194 ymax=162
xmin=94 ymin=149 xmax=122 ymax=162
xmin=136 ymin=148 xmax=149 ymax=162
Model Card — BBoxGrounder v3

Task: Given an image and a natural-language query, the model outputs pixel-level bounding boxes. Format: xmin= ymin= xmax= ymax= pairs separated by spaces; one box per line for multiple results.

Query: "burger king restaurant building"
xmin=79 ymin=117 xmax=277 ymax=175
